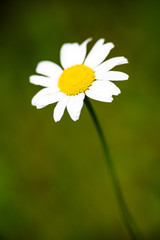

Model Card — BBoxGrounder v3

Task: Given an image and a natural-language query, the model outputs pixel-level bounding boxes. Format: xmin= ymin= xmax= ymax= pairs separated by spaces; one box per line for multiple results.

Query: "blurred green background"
xmin=0 ymin=0 xmax=160 ymax=239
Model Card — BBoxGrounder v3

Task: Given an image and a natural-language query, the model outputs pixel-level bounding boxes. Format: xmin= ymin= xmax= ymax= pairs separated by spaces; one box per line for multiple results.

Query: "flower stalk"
xmin=85 ymin=97 xmax=143 ymax=240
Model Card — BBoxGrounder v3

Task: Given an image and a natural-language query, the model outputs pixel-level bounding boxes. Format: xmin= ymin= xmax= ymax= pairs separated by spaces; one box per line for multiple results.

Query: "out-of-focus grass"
xmin=0 ymin=0 xmax=160 ymax=239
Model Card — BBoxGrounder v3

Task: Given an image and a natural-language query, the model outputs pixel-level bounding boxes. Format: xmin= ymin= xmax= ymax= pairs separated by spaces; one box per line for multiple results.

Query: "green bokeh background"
xmin=0 ymin=0 xmax=160 ymax=239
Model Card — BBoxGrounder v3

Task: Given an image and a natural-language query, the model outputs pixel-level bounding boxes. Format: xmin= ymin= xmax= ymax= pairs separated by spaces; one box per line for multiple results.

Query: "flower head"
xmin=30 ymin=38 xmax=128 ymax=122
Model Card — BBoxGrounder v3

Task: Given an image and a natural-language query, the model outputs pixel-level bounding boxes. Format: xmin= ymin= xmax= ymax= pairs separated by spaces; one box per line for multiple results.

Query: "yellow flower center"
xmin=58 ymin=64 xmax=95 ymax=96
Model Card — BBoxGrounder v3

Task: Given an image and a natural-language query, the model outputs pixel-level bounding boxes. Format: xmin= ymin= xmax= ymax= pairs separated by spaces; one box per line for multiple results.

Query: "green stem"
xmin=85 ymin=97 xmax=143 ymax=240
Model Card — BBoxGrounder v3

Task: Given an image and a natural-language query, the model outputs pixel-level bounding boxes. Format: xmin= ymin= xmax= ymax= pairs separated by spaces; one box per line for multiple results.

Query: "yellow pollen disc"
xmin=58 ymin=64 xmax=95 ymax=96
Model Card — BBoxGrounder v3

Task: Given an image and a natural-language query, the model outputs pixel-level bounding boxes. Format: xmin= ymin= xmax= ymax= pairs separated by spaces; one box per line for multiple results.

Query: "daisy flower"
xmin=30 ymin=38 xmax=128 ymax=122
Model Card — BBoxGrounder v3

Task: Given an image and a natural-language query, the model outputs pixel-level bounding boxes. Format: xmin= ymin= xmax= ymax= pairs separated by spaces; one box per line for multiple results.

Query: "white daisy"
xmin=30 ymin=38 xmax=128 ymax=122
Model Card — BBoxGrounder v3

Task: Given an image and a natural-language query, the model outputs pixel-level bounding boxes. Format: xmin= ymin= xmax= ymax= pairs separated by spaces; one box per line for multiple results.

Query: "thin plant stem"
xmin=85 ymin=97 xmax=143 ymax=240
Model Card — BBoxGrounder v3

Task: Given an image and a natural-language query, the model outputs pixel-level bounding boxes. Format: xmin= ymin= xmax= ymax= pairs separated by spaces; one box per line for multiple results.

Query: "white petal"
xmin=84 ymin=39 xmax=114 ymax=69
xmin=86 ymin=89 xmax=113 ymax=103
xmin=85 ymin=80 xmax=120 ymax=102
xmin=67 ymin=93 xmax=85 ymax=121
xmin=30 ymin=75 xmax=59 ymax=87
xmin=80 ymin=38 xmax=92 ymax=63
xmin=53 ymin=96 xmax=69 ymax=122
xmin=32 ymin=88 xmax=59 ymax=106
xmin=95 ymin=71 xmax=129 ymax=81
xmin=94 ymin=57 xmax=128 ymax=75
xmin=35 ymin=91 xmax=66 ymax=109
xmin=92 ymin=80 xmax=121 ymax=95
xmin=36 ymin=61 xmax=63 ymax=78
xmin=60 ymin=38 xmax=91 ymax=69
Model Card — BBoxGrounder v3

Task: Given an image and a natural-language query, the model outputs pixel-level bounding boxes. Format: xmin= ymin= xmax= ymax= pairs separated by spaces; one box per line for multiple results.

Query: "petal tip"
xmin=126 ymin=74 xmax=129 ymax=80
xmin=54 ymin=118 xmax=59 ymax=122
xmin=108 ymin=42 xmax=115 ymax=48
xmin=31 ymin=99 xmax=36 ymax=106
xmin=29 ymin=75 xmax=36 ymax=84
xmin=72 ymin=116 xmax=79 ymax=121
xmin=116 ymin=89 xmax=121 ymax=95
xmin=36 ymin=61 xmax=51 ymax=74
xmin=108 ymin=97 xmax=114 ymax=102
xmin=36 ymin=61 xmax=43 ymax=73
xmin=123 ymin=57 xmax=129 ymax=64
xmin=53 ymin=113 xmax=60 ymax=122
xmin=111 ymin=42 xmax=115 ymax=49
xmin=29 ymin=75 xmax=33 ymax=81
xmin=83 ymin=37 xmax=92 ymax=43
xmin=99 ymin=38 xmax=105 ymax=44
